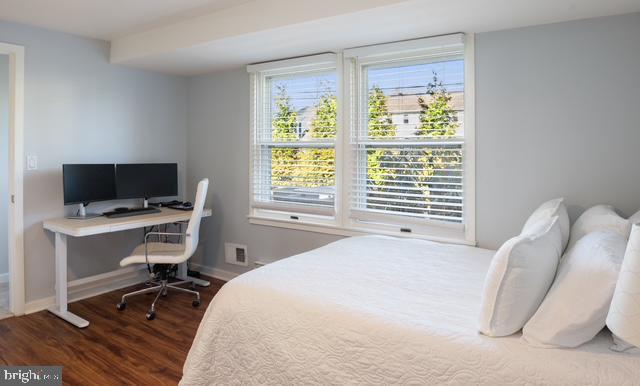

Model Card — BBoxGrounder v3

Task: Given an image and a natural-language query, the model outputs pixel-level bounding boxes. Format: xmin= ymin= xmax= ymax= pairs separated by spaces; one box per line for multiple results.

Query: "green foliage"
xmin=271 ymin=85 xmax=299 ymax=187
xmin=365 ymin=86 xmax=431 ymax=214
xmin=268 ymin=73 xmax=461 ymax=218
xmin=366 ymin=75 xmax=461 ymax=216
xmin=270 ymin=86 xmax=336 ymax=189
xmin=367 ymin=86 xmax=396 ymax=192
xmin=272 ymin=85 xmax=299 ymax=141
xmin=309 ymin=93 xmax=337 ymax=139
xmin=416 ymin=73 xmax=462 ymax=218
xmin=368 ymin=86 xmax=395 ymax=138
xmin=417 ymin=72 xmax=459 ymax=137
xmin=296 ymin=91 xmax=336 ymax=187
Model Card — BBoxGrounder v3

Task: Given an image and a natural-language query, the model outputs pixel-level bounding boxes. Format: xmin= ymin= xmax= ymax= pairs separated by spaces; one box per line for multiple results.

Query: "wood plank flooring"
xmin=0 ymin=276 xmax=225 ymax=385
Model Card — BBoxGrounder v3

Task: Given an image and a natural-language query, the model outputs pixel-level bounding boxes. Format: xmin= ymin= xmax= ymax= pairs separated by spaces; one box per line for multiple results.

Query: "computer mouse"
xmin=114 ymin=207 xmax=129 ymax=212
xmin=183 ymin=202 xmax=193 ymax=208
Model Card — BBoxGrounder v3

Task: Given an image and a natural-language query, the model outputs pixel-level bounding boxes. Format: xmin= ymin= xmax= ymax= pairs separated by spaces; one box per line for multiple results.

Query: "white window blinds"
xmin=248 ymin=35 xmax=473 ymax=242
xmin=249 ymin=55 xmax=338 ymax=217
xmin=346 ymin=35 xmax=466 ymax=227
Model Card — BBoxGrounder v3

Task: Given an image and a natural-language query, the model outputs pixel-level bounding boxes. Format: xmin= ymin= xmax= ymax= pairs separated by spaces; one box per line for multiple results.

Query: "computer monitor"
xmin=63 ymin=164 xmax=117 ymax=218
xmin=116 ymin=163 xmax=178 ymax=205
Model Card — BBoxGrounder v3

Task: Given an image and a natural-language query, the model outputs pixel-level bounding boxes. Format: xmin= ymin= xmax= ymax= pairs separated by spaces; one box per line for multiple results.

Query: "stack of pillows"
xmin=478 ymin=198 xmax=640 ymax=349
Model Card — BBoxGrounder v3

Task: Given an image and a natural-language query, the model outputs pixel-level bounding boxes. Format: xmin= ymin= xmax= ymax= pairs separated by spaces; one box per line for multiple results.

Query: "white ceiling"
xmin=1 ymin=0 xmax=640 ymax=75
xmin=0 ymin=0 xmax=252 ymax=39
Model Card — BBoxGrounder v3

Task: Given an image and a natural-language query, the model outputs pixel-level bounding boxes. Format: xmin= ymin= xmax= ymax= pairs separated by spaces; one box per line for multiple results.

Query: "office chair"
xmin=116 ymin=178 xmax=209 ymax=320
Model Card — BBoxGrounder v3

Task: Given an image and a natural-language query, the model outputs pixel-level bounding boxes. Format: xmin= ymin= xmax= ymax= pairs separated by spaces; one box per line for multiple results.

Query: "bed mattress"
xmin=182 ymin=235 xmax=640 ymax=385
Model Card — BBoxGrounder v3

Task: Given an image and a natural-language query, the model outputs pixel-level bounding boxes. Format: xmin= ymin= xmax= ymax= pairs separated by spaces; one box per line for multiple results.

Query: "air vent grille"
xmin=225 ymin=242 xmax=249 ymax=266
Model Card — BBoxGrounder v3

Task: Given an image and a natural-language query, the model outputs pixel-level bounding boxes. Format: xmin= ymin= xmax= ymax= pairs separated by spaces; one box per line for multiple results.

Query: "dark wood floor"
xmin=0 ymin=276 xmax=225 ymax=385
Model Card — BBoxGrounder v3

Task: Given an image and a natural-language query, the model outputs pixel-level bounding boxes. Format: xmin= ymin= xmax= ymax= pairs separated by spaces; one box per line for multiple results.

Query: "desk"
xmin=43 ymin=208 xmax=212 ymax=328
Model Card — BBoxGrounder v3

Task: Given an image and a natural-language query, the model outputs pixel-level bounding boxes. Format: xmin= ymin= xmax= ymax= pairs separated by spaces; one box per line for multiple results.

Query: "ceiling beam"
xmin=110 ymin=0 xmax=410 ymax=64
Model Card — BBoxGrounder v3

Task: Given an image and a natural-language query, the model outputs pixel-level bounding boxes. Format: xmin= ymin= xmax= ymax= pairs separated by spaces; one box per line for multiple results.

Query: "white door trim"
xmin=0 ymin=42 xmax=25 ymax=316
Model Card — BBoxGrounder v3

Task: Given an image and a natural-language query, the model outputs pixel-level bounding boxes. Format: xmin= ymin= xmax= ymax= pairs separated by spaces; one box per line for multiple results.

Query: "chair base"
xmin=117 ymin=275 xmax=201 ymax=320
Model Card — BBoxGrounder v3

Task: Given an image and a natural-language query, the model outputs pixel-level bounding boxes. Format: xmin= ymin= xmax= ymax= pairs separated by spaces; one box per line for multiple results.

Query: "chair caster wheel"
xmin=192 ymin=300 xmax=201 ymax=307
xmin=146 ymin=310 xmax=156 ymax=320
xmin=161 ymin=291 xmax=168 ymax=297
xmin=116 ymin=302 xmax=126 ymax=311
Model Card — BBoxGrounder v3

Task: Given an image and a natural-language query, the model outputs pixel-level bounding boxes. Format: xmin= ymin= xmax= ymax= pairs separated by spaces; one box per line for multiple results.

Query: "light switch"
xmin=27 ymin=155 xmax=38 ymax=170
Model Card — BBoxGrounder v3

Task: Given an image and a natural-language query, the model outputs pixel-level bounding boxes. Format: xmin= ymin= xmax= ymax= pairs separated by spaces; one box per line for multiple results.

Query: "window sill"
xmin=247 ymin=215 xmax=476 ymax=246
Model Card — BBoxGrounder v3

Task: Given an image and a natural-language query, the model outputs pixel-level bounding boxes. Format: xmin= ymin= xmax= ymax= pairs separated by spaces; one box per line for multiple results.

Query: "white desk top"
xmin=43 ymin=207 xmax=212 ymax=237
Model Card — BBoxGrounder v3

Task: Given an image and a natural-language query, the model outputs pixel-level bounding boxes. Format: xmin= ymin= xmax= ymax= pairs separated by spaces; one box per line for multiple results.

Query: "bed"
xmin=181 ymin=235 xmax=640 ymax=385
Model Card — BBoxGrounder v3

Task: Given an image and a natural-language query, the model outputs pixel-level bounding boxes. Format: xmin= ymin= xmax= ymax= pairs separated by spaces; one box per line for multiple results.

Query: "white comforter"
xmin=182 ymin=235 xmax=640 ymax=385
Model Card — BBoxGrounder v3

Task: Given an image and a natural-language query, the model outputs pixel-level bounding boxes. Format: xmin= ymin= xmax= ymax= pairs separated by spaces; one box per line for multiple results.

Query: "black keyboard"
xmin=103 ymin=207 xmax=161 ymax=218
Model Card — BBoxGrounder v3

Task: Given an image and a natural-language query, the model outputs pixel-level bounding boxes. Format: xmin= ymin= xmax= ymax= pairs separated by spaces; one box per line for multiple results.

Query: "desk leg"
xmin=47 ymin=233 xmax=89 ymax=328
xmin=178 ymin=262 xmax=210 ymax=287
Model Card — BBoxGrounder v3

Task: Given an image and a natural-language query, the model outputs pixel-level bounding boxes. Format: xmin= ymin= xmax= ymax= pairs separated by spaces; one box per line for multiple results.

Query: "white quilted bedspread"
xmin=181 ymin=235 xmax=640 ymax=385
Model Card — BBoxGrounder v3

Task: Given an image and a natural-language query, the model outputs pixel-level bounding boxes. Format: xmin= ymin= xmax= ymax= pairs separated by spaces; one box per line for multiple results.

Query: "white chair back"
xmin=184 ymin=178 xmax=209 ymax=260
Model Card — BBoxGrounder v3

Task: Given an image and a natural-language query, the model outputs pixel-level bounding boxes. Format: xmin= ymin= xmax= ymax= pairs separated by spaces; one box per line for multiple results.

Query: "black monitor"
xmin=63 ymin=164 xmax=117 ymax=205
xmin=116 ymin=163 xmax=178 ymax=200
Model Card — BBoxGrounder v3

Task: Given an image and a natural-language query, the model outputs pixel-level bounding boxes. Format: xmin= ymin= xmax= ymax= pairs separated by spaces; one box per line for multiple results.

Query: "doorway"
xmin=0 ymin=42 xmax=25 ymax=318
xmin=0 ymin=53 xmax=8 ymax=317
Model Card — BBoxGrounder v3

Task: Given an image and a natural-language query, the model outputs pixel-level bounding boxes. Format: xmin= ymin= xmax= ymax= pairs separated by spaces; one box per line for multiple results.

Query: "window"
xmin=346 ymin=34 xmax=470 ymax=239
xmin=249 ymin=35 xmax=474 ymax=244
xmin=249 ymin=54 xmax=339 ymax=219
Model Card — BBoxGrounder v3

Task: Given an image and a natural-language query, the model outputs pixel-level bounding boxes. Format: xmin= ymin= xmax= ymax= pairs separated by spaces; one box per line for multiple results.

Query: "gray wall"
xmin=0 ymin=21 xmax=189 ymax=302
xmin=186 ymin=12 xmax=640 ymax=277
xmin=475 ymin=12 xmax=640 ymax=248
xmin=186 ymin=69 xmax=340 ymax=274
xmin=0 ymin=55 xmax=8 ymax=276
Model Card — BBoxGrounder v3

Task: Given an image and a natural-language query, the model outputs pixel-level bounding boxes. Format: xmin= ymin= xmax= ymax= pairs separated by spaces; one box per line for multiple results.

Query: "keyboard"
xmin=103 ymin=207 xmax=161 ymax=218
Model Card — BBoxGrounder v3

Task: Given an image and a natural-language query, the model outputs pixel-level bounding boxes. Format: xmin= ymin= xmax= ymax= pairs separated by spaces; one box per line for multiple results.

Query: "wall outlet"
xmin=225 ymin=243 xmax=249 ymax=266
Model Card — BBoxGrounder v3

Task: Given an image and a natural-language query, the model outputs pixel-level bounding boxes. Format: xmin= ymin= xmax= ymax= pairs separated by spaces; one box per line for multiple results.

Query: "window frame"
xmin=248 ymin=53 xmax=343 ymax=227
xmin=248 ymin=34 xmax=475 ymax=245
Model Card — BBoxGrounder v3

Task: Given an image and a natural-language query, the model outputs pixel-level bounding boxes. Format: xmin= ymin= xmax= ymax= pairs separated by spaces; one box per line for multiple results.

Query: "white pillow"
xmin=606 ymin=222 xmax=640 ymax=352
xmin=479 ymin=216 xmax=563 ymax=337
xmin=567 ymin=205 xmax=629 ymax=249
xmin=523 ymin=230 xmax=626 ymax=348
xmin=522 ymin=198 xmax=570 ymax=251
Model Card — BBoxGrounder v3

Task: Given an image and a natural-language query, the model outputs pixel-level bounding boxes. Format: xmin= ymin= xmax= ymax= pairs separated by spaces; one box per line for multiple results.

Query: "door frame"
xmin=0 ymin=42 xmax=25 ymax=316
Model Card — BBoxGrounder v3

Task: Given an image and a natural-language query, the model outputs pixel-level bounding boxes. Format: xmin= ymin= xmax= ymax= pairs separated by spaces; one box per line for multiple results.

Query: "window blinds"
xmin=347 ymin=35 xmax=466 ymax=226
xmin=251 ymin=63 xmax=338 ymax=217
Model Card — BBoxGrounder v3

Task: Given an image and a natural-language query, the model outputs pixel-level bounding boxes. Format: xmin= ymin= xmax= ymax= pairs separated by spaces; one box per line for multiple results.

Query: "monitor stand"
xmin=143 ymin=198 xmax=149 ymax=208
xmin=66 ymin=203 xmax=101 ymax=220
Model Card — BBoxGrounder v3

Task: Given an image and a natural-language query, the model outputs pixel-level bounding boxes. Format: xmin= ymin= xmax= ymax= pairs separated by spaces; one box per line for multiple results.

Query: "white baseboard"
xmin=24 ymin=296 xmax=56 ymax=315
xmin=0 ymin=272 xmax=8 ymax=284
xmin=24 ymin=263 xmax=240 ymax=315
xmin=25 ymin=265 xmax=148 ymax=314
xmin=188 ymin=263 xmax=240 ymax=282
